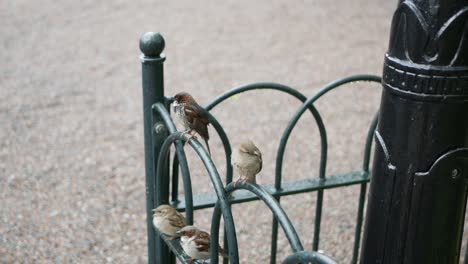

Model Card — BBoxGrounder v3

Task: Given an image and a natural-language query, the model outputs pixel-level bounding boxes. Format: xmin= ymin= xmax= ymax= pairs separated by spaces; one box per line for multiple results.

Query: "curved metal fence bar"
xmin=162 ymin=104 xmax=233 ymax=264
xmin=156 ymin=131 xmax=240 ymax=263
xmin=202 ymin=82 xmax=328 ymax=264
xmin=205 ymin=83 xmax=327 ymax=182
xmin=169 ymin=109 xmax=233 ymax=204
xmin=351 ymin=110 xmax=379 ymax=264
xmin=362 ymin=111 xmax=379 ymax=172
xmin=210 ymin=181 xmax=305 ymax=263
xmin=205 ymin=109 xmax=233 ymax=183
xmin=171 ymin=155 xmax=180 ymax=203
xmin=163 ymin=96 xmax=183 ymax=207
xmin=185 ymin=133 xmax=240 ymax=264
xmin=205 ymin=82 xmax=311 ymax=110
xmin=276 ymin=75 xmax=382 ymax=180
xmin=153 ymin=103 xmax=194 ymax=224
xmin=202 ymin=109 xmax=234 ymax=264
xmin=282 ymin=251 xmax=338 ymax=264
xmin=276 ymin=74 xmax=382 ymax=253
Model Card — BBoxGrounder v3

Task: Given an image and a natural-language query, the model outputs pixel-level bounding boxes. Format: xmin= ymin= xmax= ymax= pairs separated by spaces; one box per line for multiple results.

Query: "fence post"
xmin=140 ymin=32 xmax=172 ymax=264
xmin=360 ymin=1 xmax=468 ymax=263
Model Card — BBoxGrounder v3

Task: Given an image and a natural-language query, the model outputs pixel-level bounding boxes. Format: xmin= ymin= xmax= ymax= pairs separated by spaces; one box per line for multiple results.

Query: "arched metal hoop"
xmin=205 ymin=82 xmax=328 ymax=187
xmin=282 ymin=250 xmax=338 ymax=264
xmin=204 ymin=82 xmax=329 ymax=263
xmin=276 ymin=74 xmax=381 ymax=255
xmin=169 ymin=107 xmax=234 ymax=201
xmin=277 ymin=75 xmax=382 ymax=182
xmin=155 ymin=131 xmax=240 ymax=263
xmin=363 ymin=112 xmax=379 ymax=172
xmin=153 ymin=102 xmax=195 ymax=224
xmin=210 ymin=181 xmax=305 ymax=263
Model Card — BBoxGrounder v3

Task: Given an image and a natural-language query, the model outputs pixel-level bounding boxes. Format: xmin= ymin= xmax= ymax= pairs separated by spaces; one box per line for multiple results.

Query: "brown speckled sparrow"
xmin=173 ymin=92 xmax=211 ymax=155
xmin=152 ymin=204 xmax=186 ymax=239
xmin=177 ymin=225 xmax=227 ymax=263
xmin=231 ymin=140 xmax=262 ymax=186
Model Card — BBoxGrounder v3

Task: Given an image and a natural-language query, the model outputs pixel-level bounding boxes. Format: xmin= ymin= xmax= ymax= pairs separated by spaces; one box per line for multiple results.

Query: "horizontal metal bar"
xmin=173 ymin=171 xmax=369 ymax=212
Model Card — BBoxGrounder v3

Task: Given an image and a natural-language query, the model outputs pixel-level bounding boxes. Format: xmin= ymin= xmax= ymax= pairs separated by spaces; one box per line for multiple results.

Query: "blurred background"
xmin=4 ymin=0 xmax=465 ymax=263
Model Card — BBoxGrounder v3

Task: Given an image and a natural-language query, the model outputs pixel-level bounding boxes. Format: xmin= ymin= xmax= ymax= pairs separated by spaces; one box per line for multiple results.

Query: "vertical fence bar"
xmin=361 ymin=1 xmax=468 ymax=263
xmin=351 ymin=112 xmax=378 ymax=264
xmin=140 ymin=32 xmax=172 ymax=264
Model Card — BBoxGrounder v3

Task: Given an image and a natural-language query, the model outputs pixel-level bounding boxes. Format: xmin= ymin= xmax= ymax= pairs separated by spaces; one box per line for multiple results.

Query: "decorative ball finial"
xmin=139 ymin=32 xmax=165 ymax=57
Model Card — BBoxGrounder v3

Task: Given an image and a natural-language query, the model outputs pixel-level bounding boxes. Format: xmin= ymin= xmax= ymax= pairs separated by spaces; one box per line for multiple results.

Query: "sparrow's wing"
xmin=247 ymin=146 xmax=262 ymax=174
xmin=258 ymin=156 xmax=263 ymax=173
xmin=198 ymin=231 xmax=210 ymax=240
xmin=167 ymin=213 xmax=185 ymax=228
xmin=184 ymin=104 xmax=210 ymax=124
xmin=184 ymin=105 xmax=210 ymax=140
xmin=192 ymin=117 xmax=210 ymax=140
xmin=194 ymin=238 xmax=210 ymax=252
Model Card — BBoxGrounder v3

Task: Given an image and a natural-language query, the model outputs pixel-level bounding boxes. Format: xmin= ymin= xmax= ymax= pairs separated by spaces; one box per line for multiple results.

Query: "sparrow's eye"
xmin=239 ymin=147 xmax=249 ymax=153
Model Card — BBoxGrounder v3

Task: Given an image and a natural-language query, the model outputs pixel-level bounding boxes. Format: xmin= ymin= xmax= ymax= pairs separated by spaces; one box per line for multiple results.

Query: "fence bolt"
xmin=452 ymin=169 xmax=460 ymax=180
xmin=154 ymin=122 xmax=167 ymax=134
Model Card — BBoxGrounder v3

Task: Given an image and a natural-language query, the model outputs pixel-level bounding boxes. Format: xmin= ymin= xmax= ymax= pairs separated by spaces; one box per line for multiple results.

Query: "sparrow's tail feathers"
xmin=204 ymin=138 xmax=211 ymax=156
xmin=219 ymin=246 xmax=229 ymax=258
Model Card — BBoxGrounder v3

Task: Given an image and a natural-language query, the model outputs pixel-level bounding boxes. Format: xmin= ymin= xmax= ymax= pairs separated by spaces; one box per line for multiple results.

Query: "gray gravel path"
xmin=2 ymin=0 xmax=466 ymax=263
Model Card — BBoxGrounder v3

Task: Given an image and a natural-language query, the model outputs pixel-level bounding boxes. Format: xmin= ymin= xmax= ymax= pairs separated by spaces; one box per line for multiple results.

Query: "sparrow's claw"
xmin=185 ymin=257 xmax=195 ymax=263
xmin=180 ymin=130 xmax=191 ymax=137
xmin=181 ymin=130 xmax=197 ymax=143
xmin=233 ymin=177 xmax=242 ymax=187
xmin=186 ymin=133 xmax=197 ymax=141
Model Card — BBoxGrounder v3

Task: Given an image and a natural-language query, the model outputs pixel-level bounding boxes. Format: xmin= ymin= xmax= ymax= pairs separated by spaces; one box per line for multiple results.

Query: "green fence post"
xmin=139 ymin=32 xmax=172 ymax=263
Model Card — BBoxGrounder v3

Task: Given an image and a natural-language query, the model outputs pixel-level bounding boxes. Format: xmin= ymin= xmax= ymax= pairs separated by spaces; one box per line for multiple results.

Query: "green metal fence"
xmin=140 ymin=31 xmax=386 ymax=264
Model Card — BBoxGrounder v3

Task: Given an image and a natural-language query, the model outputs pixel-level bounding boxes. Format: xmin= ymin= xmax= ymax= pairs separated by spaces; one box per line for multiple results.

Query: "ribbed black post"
xmin=140 ymin=32 xmax=172 ymax=264
xmin=361 ymin=1 xmax=468 ymax=263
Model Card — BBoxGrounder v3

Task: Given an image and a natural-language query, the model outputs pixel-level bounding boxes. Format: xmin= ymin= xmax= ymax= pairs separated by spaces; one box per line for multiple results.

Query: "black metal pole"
xmin=140 ymin=32 xmax=172 ymax=264
xmin=360 ymin=1 xmax=468 ymax=263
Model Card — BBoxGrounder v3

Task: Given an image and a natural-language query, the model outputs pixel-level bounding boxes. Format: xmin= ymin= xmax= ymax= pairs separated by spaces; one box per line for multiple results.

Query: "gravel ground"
xmin=2 ymin=0 xmax=466 ymax=263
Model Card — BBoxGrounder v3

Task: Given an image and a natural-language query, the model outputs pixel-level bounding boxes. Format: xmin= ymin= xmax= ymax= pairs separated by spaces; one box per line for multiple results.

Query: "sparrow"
xmin=172 ymin=92 xmax=211 ymax=155
xmin=152 ymin=204 xmax=186 ymax=240
xmin=231 ymin=140 xmax=262 ymax=186
xmin=177 ymin=225 xmax=228 ymax=263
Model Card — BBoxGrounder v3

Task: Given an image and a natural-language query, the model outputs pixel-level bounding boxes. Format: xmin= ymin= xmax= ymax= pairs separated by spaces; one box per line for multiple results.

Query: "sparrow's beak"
xmin=175 ymin=230 xmax=183 ymax=235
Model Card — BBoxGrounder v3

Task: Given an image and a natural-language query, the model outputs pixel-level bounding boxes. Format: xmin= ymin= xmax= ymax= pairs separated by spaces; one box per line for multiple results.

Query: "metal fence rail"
xmin=140 ymin=31 xmax=385 ymax=264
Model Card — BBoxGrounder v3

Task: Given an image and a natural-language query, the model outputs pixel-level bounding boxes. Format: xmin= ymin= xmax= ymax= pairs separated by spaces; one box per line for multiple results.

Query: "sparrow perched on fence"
xmin=177 ymin=225 xmax=228 ymax=263
xmin=172 ymin=92 xmax=211 ymax=155
xmin=231 ymin=140 xmax=262 ymax=186
xmin=152 ymin=204 xmax=186 ymax=239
